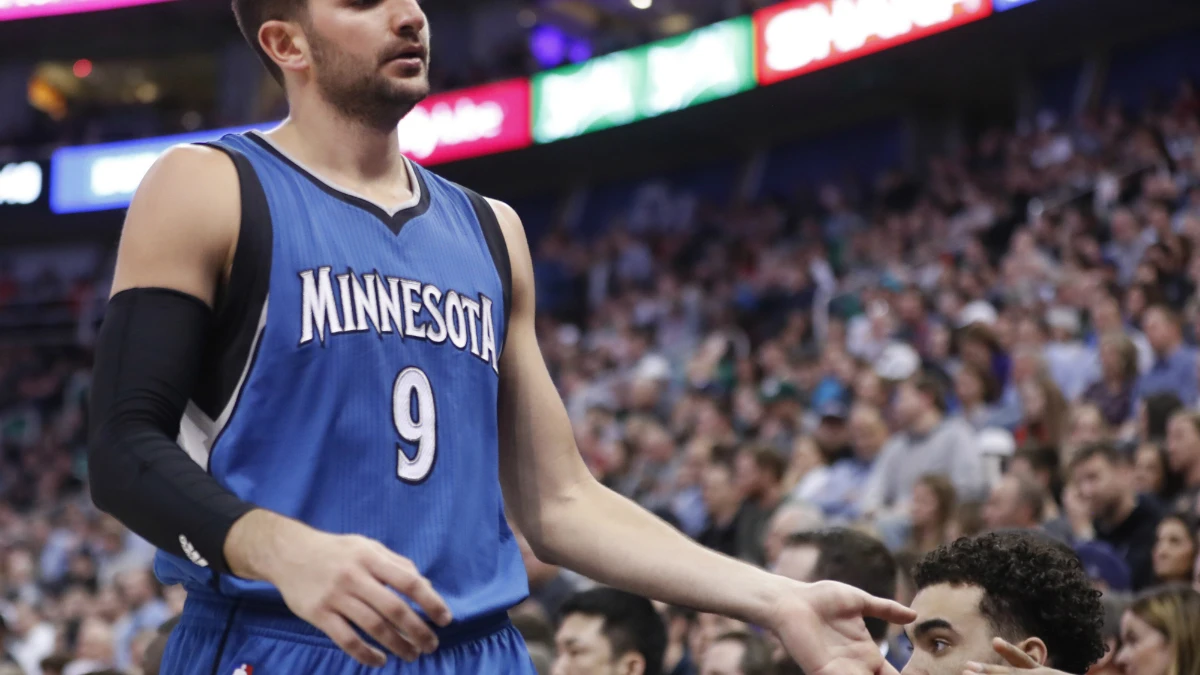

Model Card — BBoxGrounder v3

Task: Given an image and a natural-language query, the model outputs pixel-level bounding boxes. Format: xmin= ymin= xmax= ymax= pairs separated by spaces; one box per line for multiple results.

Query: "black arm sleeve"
xmin=88 ymin=287 xmax=256 ymax=576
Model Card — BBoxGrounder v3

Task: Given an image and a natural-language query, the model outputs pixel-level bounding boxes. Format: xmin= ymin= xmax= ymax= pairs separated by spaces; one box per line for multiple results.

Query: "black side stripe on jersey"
xmin=460 ymin=188 xmax=513 ymax=354
xmin=184 ymin=141 xmax=272 ymax=470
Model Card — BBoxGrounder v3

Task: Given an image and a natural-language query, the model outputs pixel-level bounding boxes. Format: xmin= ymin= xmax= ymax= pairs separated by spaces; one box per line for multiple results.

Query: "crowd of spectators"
xmin=2 ymin=55 xmax=1200 ymax=675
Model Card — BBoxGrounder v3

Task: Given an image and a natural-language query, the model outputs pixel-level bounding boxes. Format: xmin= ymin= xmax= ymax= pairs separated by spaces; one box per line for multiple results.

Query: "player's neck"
xmin=273 ymin=104 xmax=408 ymax=186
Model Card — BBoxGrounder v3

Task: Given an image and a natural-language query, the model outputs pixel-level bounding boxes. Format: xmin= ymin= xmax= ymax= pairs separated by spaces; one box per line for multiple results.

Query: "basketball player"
xmin=86 ymin=0 xmax=914 ymax=673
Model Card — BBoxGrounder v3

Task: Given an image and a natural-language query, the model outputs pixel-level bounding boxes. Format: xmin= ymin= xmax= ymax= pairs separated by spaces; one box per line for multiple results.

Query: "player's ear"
xmin=1015 ymin=636 xmax=1049 ymax=665
xmin=615 ymin=650 xmax=646 ymax=675
xmin=259 ymin=19 xmax=311 ymax=78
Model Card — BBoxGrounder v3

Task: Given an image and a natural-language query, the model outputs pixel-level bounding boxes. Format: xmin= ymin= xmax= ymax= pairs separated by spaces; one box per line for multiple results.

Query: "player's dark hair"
xmin=785 ymin=528 xmax=897 ymax=642
xmin=560 ymin=588 xmax=667 ymax=675
xmin=1068 ymin=441 xmax=1130 ymax=472
xmin=914 ymin=531 xmax=1105 ymax=674
xmin=712 ymin=631 xmax=776 ymax=675
xmin=231 ymin=0 xmax=308 ymax=86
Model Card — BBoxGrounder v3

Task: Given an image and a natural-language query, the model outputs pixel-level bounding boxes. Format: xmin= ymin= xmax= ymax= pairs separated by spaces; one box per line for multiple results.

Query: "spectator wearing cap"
xmin=1070 ymin=443 xmax=1163 ymax=590
xmin=1074 ymin=540 xmax=1133 ymax=593
xmin=1137 ymin=305 xmax=1198 ymax=407
xmin=805 ymin=404 xmax=887 ymax=521
xmin=858 ymin=374 xmax=987 ymax=524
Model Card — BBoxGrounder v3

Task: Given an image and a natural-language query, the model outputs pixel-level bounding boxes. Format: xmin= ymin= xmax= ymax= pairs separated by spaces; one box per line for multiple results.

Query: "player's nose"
xmin=387 ymin=0 xmax=426 ymax=36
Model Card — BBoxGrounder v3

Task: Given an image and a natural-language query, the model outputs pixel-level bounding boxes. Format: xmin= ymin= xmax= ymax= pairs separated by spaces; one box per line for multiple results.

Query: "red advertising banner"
xmin=398 ymin=78 xmax=532 ymax=166
xmin=754 ymin=0 xmax=992 ymax=86
xmin=0 ymin=0 xmax=173 ymax=22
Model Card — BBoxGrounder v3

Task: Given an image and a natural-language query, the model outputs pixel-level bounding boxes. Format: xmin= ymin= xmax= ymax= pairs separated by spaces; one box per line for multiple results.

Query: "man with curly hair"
xmin=900 ymin=530 xmax=1106 ymax=675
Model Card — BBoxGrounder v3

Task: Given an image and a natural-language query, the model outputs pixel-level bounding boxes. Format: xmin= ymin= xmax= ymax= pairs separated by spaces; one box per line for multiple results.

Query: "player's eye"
xmin=931 ymin=639 xmax=951 ymax=654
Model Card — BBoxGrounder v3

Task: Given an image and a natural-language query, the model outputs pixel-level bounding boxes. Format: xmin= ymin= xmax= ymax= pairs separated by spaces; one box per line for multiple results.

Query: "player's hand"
xmin=960 ymin=638 xmax=1069 ymax=674
xmin=769 ymin=579 xmax=917 ymax=675
xmin=234 ymin=514 xmax=453 ymax=667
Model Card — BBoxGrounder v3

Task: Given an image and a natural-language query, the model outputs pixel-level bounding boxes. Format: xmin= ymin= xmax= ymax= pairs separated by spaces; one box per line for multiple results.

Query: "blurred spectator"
xmin=732 ymin=446 xmax=787 ymax=566
xmin=554 ymin=588 xmax=666 ymax=675
xmin=1083 ymin=332 xmax=1140 ymax=428
xmin=699 ymin=631 xmax=775 ymax=675
xmin=981 ymin=474 xmax=1045 ymax=532
xmin=1013 ymin=371 xmax=1068 ymax=450
xmin=858 ymin=375 xmax=985 ymax=521
xmin=1136 ymin=306 xmax=1198 ymax=406
xmin=139 ymin=615 xmax=178 ymax=675
xmin=1085 ymin=593 xmax=1130 ymax=675
xmin=1165 ymin=410 xmax=1200 ymax=514
xmin=1150 ymin=513 xmax=1198 ymax=585
xmin=1114 ymin=586 xmax=1200 ymax=675
xmin=1070 ymin=443 xmax=1164 ymax=590
xmin=805 ymin=404 xmax=887 ymax=521
xmin=1074 ymin=540 xmax=1134 ymax=593
xmin=112 ymin=569 xmax=169 ymax=670
xmin=760 ymin=502 xmax=822 ymax=570
xmin=774 ymin=528 xmax=907 ymax=671
xmin=906 ymin=475 xmax=957 ymax=555
xmin=9 ymin=601 xmax=55 ymax=675
xmin=64 ymin=618 xmax=114 ymax=675
xmin=699 ymin=450 xmax=743 ymax=558
xmin=1132 ymin=442 xmax=1179 ymax=506
xmin=661 ymin=606 xmax=697 ymax=675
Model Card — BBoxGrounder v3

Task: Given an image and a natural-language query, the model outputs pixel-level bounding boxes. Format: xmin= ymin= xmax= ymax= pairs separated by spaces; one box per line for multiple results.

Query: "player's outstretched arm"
xmin=490 ymin=200 xmax=916 ymax=675
xmin=89 ymin=146 xmax=450 ymax=667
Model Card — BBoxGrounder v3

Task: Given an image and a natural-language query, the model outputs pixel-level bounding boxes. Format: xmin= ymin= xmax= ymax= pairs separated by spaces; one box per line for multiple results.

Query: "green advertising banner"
xmin=642 ymin=16 xmax=755 ymax=117
xmin=532 ymin=16 xmax=755 ymax=144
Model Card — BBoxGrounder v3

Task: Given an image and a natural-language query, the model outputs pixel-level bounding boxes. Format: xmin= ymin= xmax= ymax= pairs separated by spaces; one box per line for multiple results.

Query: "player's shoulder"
xmin=123 ymin=143 xmax=242 ymax=255
xmin=131 ymin=144 xmax=240 ymax=221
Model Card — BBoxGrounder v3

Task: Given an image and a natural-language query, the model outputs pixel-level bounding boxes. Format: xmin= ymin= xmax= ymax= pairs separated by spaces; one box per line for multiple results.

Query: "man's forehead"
xmin=557 ymin=614 xmax=607 ymax=643
xmin=909 ymin=583 xmax=986 ymax=627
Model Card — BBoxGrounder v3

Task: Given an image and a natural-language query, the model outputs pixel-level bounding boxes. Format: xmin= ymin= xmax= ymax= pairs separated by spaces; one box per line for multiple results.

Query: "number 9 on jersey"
xmin=393 ymin=367 xmax=437 ymax=483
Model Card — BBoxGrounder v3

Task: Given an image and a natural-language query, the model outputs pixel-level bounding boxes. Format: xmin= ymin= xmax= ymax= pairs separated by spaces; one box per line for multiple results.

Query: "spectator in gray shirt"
xmin=858 ymin=374 xmax=987 ymax=523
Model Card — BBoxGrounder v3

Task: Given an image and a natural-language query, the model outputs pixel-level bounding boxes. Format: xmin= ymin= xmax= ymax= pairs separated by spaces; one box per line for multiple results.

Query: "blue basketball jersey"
xmin=155 ymin=130 xmax=529 ymax=624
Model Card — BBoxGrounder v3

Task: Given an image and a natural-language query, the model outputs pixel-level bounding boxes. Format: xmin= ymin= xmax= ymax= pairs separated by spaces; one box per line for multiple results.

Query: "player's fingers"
xmin=315 ymin=611 xmax=389 ymax=668
xmin=368 ymin=553 xmax=453 ymax=627
xmin=859 ymin=593 xmax=917 ymax=625
xmin=992 ymin=638 xmax=1040 ymax=668
xmin=338 ymin=594 xmax=422 ymax=662
xmin=354 ymin=576 xmax=440 ymax=654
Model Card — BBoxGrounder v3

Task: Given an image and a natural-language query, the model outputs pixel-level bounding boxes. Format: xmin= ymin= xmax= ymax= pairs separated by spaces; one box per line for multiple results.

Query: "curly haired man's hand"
xmin=960 ymin=638 xmax=1073 ymax=675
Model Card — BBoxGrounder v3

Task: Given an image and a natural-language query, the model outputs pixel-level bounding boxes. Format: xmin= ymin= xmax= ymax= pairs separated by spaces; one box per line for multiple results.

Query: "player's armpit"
xmin=110 ymin=143 xmax=241 ymax=305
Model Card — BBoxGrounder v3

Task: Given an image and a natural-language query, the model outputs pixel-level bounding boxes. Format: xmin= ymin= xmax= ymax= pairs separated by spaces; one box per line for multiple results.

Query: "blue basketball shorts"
xmin=161 ymin=588 xmax=537 ymax=675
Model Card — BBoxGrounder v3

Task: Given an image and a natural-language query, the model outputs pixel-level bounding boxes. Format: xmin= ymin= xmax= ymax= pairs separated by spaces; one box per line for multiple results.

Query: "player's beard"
xmin=307 ymin=27 xmax=430 ymax=133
